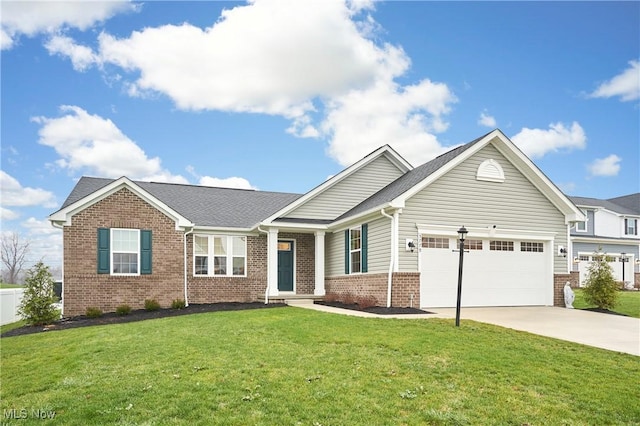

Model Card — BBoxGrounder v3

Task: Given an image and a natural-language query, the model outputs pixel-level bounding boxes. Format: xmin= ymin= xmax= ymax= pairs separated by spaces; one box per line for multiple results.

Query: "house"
xmin=49 ymin=129 xmax=585 ymax=316
xmin=568 ymin=193 xmax=640 ymax=288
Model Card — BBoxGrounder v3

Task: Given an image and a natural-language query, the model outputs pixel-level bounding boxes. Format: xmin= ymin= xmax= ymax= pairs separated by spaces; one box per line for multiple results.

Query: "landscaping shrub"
xmin=356 ymin=295 xmax=378 ymax=309
xmin=17 ymin=261 xmax=59 ymax=326
xmin=85 ymin=307 xmax=103 ymax=318
xmin=115 ymin=304 xmax=132 ymax=316
xmin=341 ymin=292 xmax=355 ymax=305
xmin=144 ymin=299 xmax=161 ymax=311
xmin=171 ymin=299 xmax=186 ymax=309
xmin=323 ymin=292 xmax=339 ymax=303
xmin=583 ymin=250 xmax=618 ymax=310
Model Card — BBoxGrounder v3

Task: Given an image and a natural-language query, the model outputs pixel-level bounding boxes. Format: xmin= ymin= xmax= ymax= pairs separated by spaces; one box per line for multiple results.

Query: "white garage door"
xmin=420 ymin=236 xmax=551 ymax=308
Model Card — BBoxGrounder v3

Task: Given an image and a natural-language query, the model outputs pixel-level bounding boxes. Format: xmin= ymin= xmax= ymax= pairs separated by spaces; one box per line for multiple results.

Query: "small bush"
xmin=18 ymin=261 xmax=59 ymax=325
xmin=144 ymin=299 xmax=161 ymax=311
xmin=85 ymin=307 xmax=103 ymax=318
xmin=324 ymin=292 xmax=340 ymax=303
xmin=341 ymin=292 xmax=355 ymax=305
xmin=115 ymin=304 xmax=132 ymax=316
xmin=355 ymin=295 xmax=378 ymax=310
xmin=583 ymin=250 xmax=619 ymax=310
xmin=171 ymin=299 xmax=186 ymax=309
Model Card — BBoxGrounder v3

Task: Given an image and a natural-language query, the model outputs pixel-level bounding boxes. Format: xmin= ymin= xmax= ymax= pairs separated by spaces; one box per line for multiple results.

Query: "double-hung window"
xmin=97 ymin=228 xmax=152 ymax=275
xmin=625 ymin=218 xmax=637 ymax=236
xmin=345 ymin=224 xmax=368 ymax=274
xmin=194 ymin=235 xmax=246 ymax=276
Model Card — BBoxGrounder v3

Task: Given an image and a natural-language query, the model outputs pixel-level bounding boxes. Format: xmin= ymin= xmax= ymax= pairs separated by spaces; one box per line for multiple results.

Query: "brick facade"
xmin=63 ymin=188 xmax=184 ymax=316
xmin=325 ymin=272 xmax=420 ymax=308
xmin=635 ymin=272 xmax=640 ymax=290
xmin=63 ymin=188 xmax=319 ymax=316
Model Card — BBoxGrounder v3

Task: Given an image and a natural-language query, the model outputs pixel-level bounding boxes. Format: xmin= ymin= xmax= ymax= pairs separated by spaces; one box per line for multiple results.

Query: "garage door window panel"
xmin=457 ymin=239 xmax=482 ymax=250
xmin=422 ymin=237 xmax=449 ymax=249
xmin=490 ymin=240 xmax=514 ymax=251
xmin=520 ymin=242 xmax=544 ymax=252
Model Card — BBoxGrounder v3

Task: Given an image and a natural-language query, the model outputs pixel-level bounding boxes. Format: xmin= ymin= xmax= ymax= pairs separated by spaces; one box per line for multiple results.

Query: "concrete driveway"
xmin=428 ymin=306 xmax=640 ymax=356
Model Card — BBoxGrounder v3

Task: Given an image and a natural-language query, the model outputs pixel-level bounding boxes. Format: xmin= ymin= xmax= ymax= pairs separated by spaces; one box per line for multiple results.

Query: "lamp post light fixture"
xmin=621 ymin=253 xmax=627 ymax=283
xmin=455 ymin=226 xmax=468 ymax=327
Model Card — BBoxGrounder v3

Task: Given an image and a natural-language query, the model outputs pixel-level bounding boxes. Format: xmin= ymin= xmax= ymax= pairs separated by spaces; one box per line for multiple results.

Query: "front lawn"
xmin=1 ymin=307 xmax=638 ymax=425
xmin=573 ymin=288 xmax=640 ymax=318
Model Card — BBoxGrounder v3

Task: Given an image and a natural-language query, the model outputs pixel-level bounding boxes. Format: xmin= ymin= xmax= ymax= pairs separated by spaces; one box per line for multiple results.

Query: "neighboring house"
xmin=568 ymin=194 xmax=640 ymax=287
xmin=50 ymin=129 xmax=584 ymax=316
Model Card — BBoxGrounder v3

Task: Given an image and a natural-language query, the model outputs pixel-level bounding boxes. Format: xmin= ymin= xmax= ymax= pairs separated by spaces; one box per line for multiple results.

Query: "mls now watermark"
xmin=4 ymin=408 xmax=56 ymax=420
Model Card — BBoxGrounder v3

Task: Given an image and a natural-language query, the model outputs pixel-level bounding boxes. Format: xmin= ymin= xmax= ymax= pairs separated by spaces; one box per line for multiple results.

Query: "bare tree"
xmin=1 ymin=232 xmax=30 ymax=284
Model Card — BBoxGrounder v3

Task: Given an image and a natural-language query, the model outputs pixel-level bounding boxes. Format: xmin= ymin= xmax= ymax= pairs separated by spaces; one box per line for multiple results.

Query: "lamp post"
xmin=621 ymin=253 xmax=626 ymax=283
xmin=455 ymin=226 xmax=468 ymax=327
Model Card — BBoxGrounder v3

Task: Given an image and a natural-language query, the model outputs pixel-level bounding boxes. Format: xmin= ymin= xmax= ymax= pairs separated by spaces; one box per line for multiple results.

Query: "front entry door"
xmin=278 ymin=240 xmax=294 ymax=292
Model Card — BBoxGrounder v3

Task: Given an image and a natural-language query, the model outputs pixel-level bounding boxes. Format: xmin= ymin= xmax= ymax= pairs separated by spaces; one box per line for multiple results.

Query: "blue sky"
xmin=1 ymin=0 xmax=639 ymax=270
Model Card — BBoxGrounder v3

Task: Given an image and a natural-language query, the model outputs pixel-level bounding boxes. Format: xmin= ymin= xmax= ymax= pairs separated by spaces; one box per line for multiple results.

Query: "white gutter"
xmin=380 ymin=209 xmax=394 ymax=308
xmin=183 ymin=227 xmax=194 ymax=307
xmin=257 ymin=226 xmax=270 ymax=304
xmin=51 ymin=221 xmax=65 ymax=316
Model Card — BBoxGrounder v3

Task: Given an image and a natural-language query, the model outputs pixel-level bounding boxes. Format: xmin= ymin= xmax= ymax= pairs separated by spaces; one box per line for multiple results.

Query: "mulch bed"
xmin=580 ymin=307 xmax=629 ymax=317
xmin=1 ymin=302 xmax=286 ymax=338
xmin=314 ymin=301 xmax=432 ymax=315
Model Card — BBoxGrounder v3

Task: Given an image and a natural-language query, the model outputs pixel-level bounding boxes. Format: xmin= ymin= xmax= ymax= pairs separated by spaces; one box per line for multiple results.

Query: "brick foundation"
xmin=325 ymin=272 xmax=420 ymax=308
xmin=635 ymin=272 xmax=640 ymax=290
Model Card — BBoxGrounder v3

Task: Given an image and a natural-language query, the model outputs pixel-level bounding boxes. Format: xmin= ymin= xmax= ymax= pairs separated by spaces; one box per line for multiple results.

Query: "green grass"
xmin=0 ymin=319 xmax=27 ymax=334
xmin=0 ymin=283 xmax=23 ymax=289
xmin=573 ymin=288 xmax=640 ymax=318
xmin=1 ymin=308 xmax=639 ymax=425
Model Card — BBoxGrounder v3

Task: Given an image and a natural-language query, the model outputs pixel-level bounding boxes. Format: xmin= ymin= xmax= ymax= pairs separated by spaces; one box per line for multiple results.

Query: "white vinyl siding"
xmin=284 ymin=155 xmax=404 ymax=220
xmin=325 ymin=231 xmax=343 ymax=276
xmin=398 ymin=142 xmax=568 ymax=274
xmin=365 ymin=217 xmax=391 ymax=273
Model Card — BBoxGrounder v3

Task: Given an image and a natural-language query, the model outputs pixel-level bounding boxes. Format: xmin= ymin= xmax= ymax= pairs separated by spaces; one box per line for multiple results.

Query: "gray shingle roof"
xmin=60 ymin=177 xmax=302 ymax=228
xmin=569 ymin=194 xmax=639 ymax=216
xmin=335 ymin=134 xmax=486 ymax=221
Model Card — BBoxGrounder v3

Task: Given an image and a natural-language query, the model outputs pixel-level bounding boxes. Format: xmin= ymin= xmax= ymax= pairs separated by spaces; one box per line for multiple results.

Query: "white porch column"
xmin=314 ymin=231 xmax=326 ymax=296
xmin=268 ymin=228 xmax=279 ymax=296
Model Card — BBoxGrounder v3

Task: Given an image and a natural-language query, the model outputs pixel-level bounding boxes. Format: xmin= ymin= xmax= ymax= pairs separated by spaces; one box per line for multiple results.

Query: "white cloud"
xmin=587 ymin=154 xmax=621 ymax=177
xmin=1 ymin=207 xmax=20 ymax=221
xmin=45 ymin=35 xmax=100 ymax=71
xmin=186 ymin=165 xmax=257 ymax=190
xmin=589 ymin=60 xmax=640 ymax=102
xmin=32 ymin=105 xmax=188 ymax=183
xmin=199 ymin=176 xmax=256 ymax=190
xmin=322 ymin=79 xmax=457 ymax=166
xmin=50 ymin=0 xmax=457 ymax=168
xmin=0 ymin=1 xmax=135 ymax=50
xmin=478 ymin=111 xmax=497 ymax=128
xmin=511 ymin=122 xmax=586 ymax=158
xmin=21 ymin=218 xmax=63 ymax=268
xmin=0 ymin=171 xmax=57 ymax=214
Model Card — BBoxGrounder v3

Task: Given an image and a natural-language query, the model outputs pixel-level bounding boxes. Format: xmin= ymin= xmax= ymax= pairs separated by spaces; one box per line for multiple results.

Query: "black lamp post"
xmin=621 ymin=253 xmax=626 ymax=283
xmin=455 ymin=226 xmax=468 ymax=327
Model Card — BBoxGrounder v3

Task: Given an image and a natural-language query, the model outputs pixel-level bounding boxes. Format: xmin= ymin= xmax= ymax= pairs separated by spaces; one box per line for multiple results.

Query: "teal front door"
xmin=278 ymin=240 xmax=294 ymax=292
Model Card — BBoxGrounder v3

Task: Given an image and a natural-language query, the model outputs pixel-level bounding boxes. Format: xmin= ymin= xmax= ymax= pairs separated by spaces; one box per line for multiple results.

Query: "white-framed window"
xmin=490 ymin=240 xmax=514 ymax=251
xmin=625 ymin=218 xmax=637 ymax=236
xmin=350 ymin=226 xmax=362 ymax=274
xmin=193 ymin=235 xmax=246 ymax=277
xmin=575 ymin=211 xmax=587 ymax=232
xmin=457 ymin=239 xmax=483 ymax=250
xmin=422 ymin=237 xmax=449 ymax=249
xmin=520 ymin=242 xmax=544 ymax=252
xmin=112 ymin=229 xmax=140 ymax=275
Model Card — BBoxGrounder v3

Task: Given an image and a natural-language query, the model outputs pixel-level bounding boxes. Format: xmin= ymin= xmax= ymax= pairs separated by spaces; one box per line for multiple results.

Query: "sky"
xmin=1 ymin=0 xmax=639 ymax=271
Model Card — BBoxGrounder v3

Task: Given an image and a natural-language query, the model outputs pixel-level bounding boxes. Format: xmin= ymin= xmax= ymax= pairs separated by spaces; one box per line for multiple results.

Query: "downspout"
xmin=257 ymin=226 xmax=270 ymax=304
xmin=183 ymin=227 xmax=194 ymax=307
xmin=52 ymin=221 xmax=64 ymax=317
xmin=380 ymin=209 xmax=394 ymax=308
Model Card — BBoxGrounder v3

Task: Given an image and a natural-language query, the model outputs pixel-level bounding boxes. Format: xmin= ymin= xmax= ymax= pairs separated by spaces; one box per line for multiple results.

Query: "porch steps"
xmin=258 ymin=294 xmax=324 ymax=305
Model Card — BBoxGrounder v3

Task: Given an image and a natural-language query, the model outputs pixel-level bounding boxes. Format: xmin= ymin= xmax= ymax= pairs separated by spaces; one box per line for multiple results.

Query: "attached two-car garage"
xmin=419 ymin=233 xmax=553 ymax=308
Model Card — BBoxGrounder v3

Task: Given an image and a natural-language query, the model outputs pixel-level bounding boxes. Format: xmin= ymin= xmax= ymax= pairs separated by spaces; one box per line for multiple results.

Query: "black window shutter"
xmin=361 ymin=223 xmax=368 ymax=273
xmin=344 ymin=229 xmax=350 ymax=274
xmin=97 ymin=228 xmax=110 ymax=274
xmin=140 ymin=230 xmax=152 ymax=274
